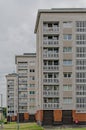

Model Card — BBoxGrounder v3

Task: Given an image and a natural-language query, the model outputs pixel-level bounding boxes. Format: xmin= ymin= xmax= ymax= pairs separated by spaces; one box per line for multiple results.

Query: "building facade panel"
xmin=35 ymin=8 xmax=86 ymax=125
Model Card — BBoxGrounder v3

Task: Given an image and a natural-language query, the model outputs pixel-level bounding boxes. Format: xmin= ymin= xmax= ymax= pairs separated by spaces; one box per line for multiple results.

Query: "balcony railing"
xmin=43 ymin=65 xmax=59 ymax=71
xmin=43 ymin=78 xmax=59 ymax=84
xmin=43 ymin=90 xmax=59 ymax=97
xmin=18 ymin=73 xmax=27 ymax=77
xmin=19 ymin=81 xmax=27 ymax=85
xmin=19 ymin=103 xmax=27 ymax=106
xmin=8 ymin=95 xmax=14 ymax=99
xmin=19 ymin=109 xmax=27 ymax=113
xmin=43 ymin=103 xmax=59 ymax=109
xmin=43 ymin=53 xmax=59 ymax=58
xmin=18 ymin=64 xmax=28 ymax=68
xmin=43 ymin=27 xmax=59 ymax=32
xmin=43 ymin=40 xmax=59 ymax=46
xmin=19 ymin=95 xmax=27 ymax=98
xmin=19 ymin=87 xmax=27 ymax=91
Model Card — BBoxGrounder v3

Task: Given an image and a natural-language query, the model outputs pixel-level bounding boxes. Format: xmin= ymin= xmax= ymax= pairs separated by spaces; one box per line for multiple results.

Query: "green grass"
xmin=2 ymin=123 xmax=44 ymax=130
xmin=1 ymin=123 xmax=86 ymax=130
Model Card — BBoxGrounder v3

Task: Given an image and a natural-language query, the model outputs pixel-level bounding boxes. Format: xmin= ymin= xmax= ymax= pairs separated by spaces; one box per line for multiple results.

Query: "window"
xmin=48 ymin=61 xmax=52 ymax=65
xmin=63 ymin=97 xmax=72 ymax=104
xmin=76 ymin=21 xmax=86 ymax=32
xmin=76 ymin=21 xmax=86 ymax=27
xmin=30 ymin=98 xmax=35 ymax=102
xmin=29 ymin=84 xmax=35 ymax=87
xmin=63 ymin=60 xmax=72 ymax=66
xmin=76 ymin=59 xmax=86 ymax=65
xmin=63 ymin=85 xmax=72 ymax=91
xmin=76 ymin=97 xmax=86 ymax=103
xmin=48 ymin=74 xmax=52 ymax=78
xmin=54 ymin=61 xmax=59 ymax=65
xmin=63 ymin=34 xmax=72 ymax=40
xmin=63 ymin=47 xmax=72 ymax=52
xmin=76 ymin=34 xmax=86 ymax=41
xmin=30 ymin=76 xmax=35 ymax=80
xmin=29 ymin=61 xmax=35 ymax=66
xmin=63 ymin=73 xmax=72 ymax=78
xmin=29 ymin=106 xmax=35 ymax=109
xmin=29 ymin=91 xmax=35 ymax=94
xmin=30 ymin=69 xmax=35 ymax=72
xmin=76 ymin=85 xmax=86 ymax=91
xmin=63 ymin=21 xmax=72 ymax=28
xmin=76 ymin=72 xmax=86 ymax=78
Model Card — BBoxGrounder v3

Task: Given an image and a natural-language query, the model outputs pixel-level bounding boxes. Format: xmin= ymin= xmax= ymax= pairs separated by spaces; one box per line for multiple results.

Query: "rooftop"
xmin=34 ymin=8 xmax=86 ymax=33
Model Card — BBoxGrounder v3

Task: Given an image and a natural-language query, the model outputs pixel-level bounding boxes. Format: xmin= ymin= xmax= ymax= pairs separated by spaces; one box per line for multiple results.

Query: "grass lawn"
xmin=2 ymin=123 xmax=44 ymax=130
xmin=1 ymin=123 xmax=86 ymax=130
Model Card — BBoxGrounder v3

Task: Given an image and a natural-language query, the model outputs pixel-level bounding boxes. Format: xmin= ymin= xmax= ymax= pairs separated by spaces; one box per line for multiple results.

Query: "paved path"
xmin=44 ymin=125 xmax=86 ymax=130
xmin=44 ymin=126 xmax=68 ymax=130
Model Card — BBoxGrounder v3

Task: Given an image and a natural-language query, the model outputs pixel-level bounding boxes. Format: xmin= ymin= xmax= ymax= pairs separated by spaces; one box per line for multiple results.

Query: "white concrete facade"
xmin=15 ymin=53 xmax=36 ymax=114
xmin=6 ymin=73 xmax=18 ymax=117
xmin=35 ymin=8 xmax=86 ymax=113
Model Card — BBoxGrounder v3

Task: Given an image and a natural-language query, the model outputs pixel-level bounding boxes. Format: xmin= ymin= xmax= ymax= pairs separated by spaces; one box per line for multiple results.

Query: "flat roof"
xmin=34 ymin=8 xmax=86 ymax=33
xmin=15 ymin=53 xmax=36 ymax=64
xmin=6 ymin=73 xmax=17 ymax=77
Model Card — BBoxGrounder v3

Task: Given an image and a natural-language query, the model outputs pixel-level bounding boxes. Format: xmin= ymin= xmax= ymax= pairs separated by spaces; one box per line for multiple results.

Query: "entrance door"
xmin=19 ymin=113 xmax=24 ymax=122
xmin=43 ymin=110 xmax=53 ymax=125
xmin=62 ymin=110 xmax=73 ymax=124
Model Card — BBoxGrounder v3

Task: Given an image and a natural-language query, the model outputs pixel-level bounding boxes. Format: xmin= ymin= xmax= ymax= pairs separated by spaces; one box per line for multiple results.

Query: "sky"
xmin=0 ymin=0 xmax=86 ymax=106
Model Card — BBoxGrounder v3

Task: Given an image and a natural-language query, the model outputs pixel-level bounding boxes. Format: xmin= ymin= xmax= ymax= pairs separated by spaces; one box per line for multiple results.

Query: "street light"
xmin=17 ymin=74 xmax=19 ymax=130
xmin=38 ymin=105 xmax=41 ymax=126
xmin=0 ymin=94 xmax=3 ymax=129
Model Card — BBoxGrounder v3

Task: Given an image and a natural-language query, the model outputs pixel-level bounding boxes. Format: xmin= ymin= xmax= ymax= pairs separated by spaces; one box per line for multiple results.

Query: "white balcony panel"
xmin=43 ymin=90 xmax=59 ymax=97
xmin=43 ymin=53 xmax=59 ymax=59
xmin=43 ymin=103 xmax=59 ymax=110
xmin=43 ymin=27 xmax=59 ymax=32
xmin=43 ymin=65 xmax=59 ymax=71
xmin=43 ymin=78 xmax=59 ymax=84
xmin=43 ymin=40 xmax=59 ymax=46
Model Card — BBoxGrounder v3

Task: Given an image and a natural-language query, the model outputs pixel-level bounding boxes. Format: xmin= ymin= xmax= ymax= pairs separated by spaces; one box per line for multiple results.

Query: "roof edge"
xmin=34 ymin=8 xmax=86 ymax=33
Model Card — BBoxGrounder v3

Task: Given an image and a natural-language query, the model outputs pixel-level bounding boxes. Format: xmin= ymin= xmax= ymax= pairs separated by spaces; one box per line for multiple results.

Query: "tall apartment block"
xmin=6 ymin=73 xmax=18 ymax=122
xmin=35 ymin=8 xmax=86 ymax=125
xmin=15 ymin=53 xmax=36 ymax=122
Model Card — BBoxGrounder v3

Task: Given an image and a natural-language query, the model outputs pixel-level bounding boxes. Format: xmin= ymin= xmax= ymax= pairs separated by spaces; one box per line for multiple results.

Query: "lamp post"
xmin=10 ymin=109 xmax=11 ymax=123
xmin=38 ymin=105 xmax=41 ymax=126
xmin=0 ymin=94 xmax=3 ymax=129
xmin=17 ymin=74 xmax=19 ymax=130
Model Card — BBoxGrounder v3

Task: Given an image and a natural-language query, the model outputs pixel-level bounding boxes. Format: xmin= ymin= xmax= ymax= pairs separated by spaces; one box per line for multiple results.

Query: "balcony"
xmin=19 ymin=95 xmax=27 ymax=99
xmin=43 ymin=78 xmax=59 ymax=84
xmin=8 ymin=103 xmax=14 ymax=106
xmin=43 ymin=27 xmax=59 ymax=33
xmin=8 ymin=83 xmax=14 ymax=86
xmin=43 ymin=65 xmax=59 ymax=71
xmin=8 ymin=95 xmax=14 ymax=99
xmin=18 ymin=73 xmax=27 ymax=77
xmin=43 ymin=40 xmax=59 ymax=46
xmin=43 ymin=90 xmax=59 ymax=97
xmin=19 ymin=81 xmax=27 ymax=85
xmin=19 ymin=102 xmax=27 ymax=106
xmin=43 ymin=103 xmax=59 ymax=110
xmin=19 ymin=87 xmax=27 ymax=91
xmin=19 ymin=109 xmax=27 ymax=113
xmin=18 ymin=64 xmax=28 ymax=68
xmin=43 ymin=53 xmax=59 ymax=59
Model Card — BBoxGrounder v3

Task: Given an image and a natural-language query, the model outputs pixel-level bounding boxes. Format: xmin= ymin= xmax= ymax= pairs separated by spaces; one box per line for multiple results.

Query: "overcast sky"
xmin=0 ymin=0 xmax=86 ymax=106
